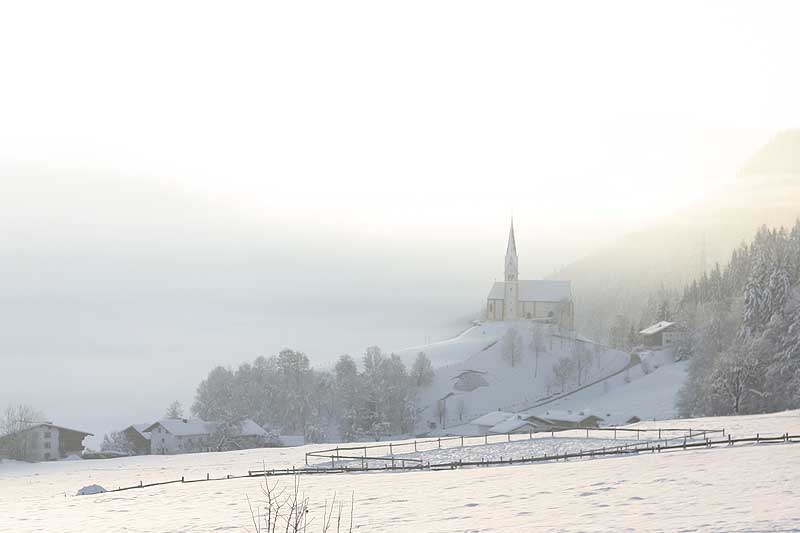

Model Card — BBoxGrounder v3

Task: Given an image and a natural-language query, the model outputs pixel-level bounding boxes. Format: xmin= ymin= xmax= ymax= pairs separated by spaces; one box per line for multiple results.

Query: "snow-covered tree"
xmin=101 ymin=431 xmax=137 ymax=455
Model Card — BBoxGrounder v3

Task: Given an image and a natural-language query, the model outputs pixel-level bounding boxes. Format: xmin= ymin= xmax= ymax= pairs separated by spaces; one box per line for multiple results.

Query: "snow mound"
xmin=76 ymin=485 xmax=106 ymax=496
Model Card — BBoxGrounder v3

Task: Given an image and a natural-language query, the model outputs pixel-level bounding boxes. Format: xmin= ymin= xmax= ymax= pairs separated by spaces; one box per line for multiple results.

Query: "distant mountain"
xmin=554 ymin=130 xmax=800 ymax=340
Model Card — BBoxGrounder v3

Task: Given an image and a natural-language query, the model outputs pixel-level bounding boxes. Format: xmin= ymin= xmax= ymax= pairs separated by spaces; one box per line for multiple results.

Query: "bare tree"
xmin=0 ymin=404 xmax=45 ymax=461
xmin=572 ymin=342 xmax=594 ymax=386
xmin=529 ymin=323 xmax=547 ymax=378
xmin=502 ymin=327 xmax=523 ymax=367
xmin=247 ymin=473 xmax=354 ymax=533
xmin=551 ymin=357 xmax=575 ymax=393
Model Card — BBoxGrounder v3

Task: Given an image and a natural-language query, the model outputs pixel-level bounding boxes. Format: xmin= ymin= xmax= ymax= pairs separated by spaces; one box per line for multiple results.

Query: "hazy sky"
xmin=1 ymin=1 xmax=799 ymax=440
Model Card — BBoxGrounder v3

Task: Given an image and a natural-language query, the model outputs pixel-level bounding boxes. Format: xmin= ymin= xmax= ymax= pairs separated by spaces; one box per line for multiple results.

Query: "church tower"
xmin=503 ymin=218 xmax=519 ymax=319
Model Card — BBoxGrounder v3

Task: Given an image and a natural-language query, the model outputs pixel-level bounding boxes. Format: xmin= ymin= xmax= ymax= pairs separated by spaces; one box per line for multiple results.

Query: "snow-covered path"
xmin=2 ymin=411 xmax=799 ymax=532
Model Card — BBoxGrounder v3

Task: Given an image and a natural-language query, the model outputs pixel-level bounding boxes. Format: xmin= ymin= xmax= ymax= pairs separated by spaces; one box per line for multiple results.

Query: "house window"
xmin=44 ymin=431 xmax=52 ymax=439
xmin=44 ymin=442 xmax=51 ymax=449
xmin=44 ymin=452 xmax=51 ymax=460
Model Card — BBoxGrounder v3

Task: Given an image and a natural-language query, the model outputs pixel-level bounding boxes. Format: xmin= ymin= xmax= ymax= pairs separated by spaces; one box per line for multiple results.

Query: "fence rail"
xmin=95 ymin=432 xmax=798 ymax=496
xmin=304 ymin=426 xmax=724 ymax=466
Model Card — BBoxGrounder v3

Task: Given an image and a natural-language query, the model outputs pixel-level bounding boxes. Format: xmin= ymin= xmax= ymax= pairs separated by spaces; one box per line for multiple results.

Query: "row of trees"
xmin=191 ymin=347 xmax=434 ymax=443
xmin=666 ymin=223 xmax=800 ymax=416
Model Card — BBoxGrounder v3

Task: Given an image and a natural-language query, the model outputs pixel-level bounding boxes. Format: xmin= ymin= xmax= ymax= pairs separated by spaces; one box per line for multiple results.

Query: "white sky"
xmin=1 ymin=1 xmax=797 ymax=244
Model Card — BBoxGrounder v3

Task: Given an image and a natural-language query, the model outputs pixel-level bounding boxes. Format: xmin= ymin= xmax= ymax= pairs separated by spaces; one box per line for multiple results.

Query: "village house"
xmin=0 ymin=423 xmax=92 ymax=461
xmin=145 ymin=418 xmax=269 ymax=455
xmin=486 ymin=219 xmax=574 ymax=330
xmin=639 ymin=321 xmax=677 ymax=348
xmin=121 ymin=424 xmax=152 ymax=455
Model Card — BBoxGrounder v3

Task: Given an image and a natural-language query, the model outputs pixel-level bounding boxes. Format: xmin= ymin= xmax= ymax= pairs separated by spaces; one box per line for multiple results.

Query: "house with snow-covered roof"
xmin=0 ymin=422 xmax=92 ymax=461
xmin=639 ymin=321 xmax=676 ymax=348
xmin=486 ymin=219 xmax=574 ymax=330
xmin=145 ymin=418 xmax=269 ymax=455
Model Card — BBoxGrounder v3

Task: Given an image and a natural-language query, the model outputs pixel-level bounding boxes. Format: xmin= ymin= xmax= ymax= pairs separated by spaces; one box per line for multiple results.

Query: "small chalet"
xmin=639 ymin=321 xmax=676 ymax=348
xmin=0 ymin=423 xmax=93 ymax=461
xmin=121 ymin=424 xmax=152 ymax=455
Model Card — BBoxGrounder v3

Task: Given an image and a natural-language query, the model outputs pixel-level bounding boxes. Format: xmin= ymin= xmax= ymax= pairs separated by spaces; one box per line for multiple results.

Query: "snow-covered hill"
xmin=395 ymin=321 xmax=687 ymax=432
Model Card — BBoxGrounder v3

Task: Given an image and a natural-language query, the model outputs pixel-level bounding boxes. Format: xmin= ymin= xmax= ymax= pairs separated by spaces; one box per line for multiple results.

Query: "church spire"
xmin=506 ymin=217 xmax=517 ymax=257
xmin=505 ymin=218 xmax=518 ymax=282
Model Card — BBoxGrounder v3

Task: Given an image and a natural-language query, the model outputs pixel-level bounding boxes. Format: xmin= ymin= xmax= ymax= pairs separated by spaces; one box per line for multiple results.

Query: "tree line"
xmin=191 ymin=347 xmax=434 ymax=443
xmin=641 ymin=222 xmax=800 ymax=417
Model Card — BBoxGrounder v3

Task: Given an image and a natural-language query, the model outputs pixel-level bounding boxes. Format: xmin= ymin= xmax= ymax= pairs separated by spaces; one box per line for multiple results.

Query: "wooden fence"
xmin=303 ymin=426 xmax=724 ymax=467
xmin=95 ymin=432 xmax=798 ymax=495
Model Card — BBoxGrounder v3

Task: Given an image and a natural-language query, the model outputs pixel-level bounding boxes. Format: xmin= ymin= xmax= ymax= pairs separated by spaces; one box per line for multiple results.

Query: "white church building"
xmin=486 ymin=220 xmax=574 ymax=330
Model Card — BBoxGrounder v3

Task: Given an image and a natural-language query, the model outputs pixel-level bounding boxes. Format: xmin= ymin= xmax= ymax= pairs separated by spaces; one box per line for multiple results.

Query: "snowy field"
xmin=2 ymin=411 xmax=799 ymax=532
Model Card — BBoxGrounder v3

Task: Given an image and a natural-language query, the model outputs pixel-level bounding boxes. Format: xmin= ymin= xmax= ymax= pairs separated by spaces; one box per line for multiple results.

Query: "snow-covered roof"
xmin=470 ymin=411 xmax=516 ymax=427
xmin=145 ymin=419 xmax=210 ymax=436
xmin=0 ymin=423 xmax=93 ymax=439
xmin=487 ymin=280 xmax=572 ymax=302
xmin=639 ymin=321 xmax=675 ymax=336
xmin=533 ymin=410 xmax=602 ymax=424
xmin=236 ymin=420 xmax=269 ymax=437
xmin=488 ymin=416 xmax=536 ymax=434
xmin=451 ymin=369 xmax=487 ymax=380
xmin=126 ymin=423 xmax=152 ymax=440
xmin=143 ymin=419 xmax=268 ymax=437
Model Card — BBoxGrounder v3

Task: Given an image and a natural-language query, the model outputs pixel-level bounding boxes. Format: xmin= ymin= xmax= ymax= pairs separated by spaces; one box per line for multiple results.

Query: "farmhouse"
xmin=639 ymin=321 xmax=677 ymax=348
xmin=486 ymin=219 xmax=574 ymax=330
xmin=0 ymin=423 xmax=92 ymax=461
xmin=145 ymin=418 xmax=269 ymax=455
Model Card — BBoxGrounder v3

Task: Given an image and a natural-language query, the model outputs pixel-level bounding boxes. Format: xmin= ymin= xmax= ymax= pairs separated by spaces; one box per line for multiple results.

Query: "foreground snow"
xmin=1 ymin=411 xmax=799 ymax=532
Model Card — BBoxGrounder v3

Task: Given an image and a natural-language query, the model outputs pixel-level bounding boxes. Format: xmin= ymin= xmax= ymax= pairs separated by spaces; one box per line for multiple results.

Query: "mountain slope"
xmin=554 ymin=130 xmax=800 ymax=339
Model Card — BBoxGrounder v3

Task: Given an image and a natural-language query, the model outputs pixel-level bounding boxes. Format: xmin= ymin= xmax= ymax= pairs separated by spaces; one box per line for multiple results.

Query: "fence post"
xmin=206 ymin=473 xmax=209 ymax=481
xmin=305 ymin=454 xmax=308 ymax=466
xmin=181 ymin=476 xmax=184 ymax=483
xmin=485 ymin=434 xmax=488 ymax=445
xmin=757 ymin=433 xmax=760 ymax=443
xmin=331 ymin=456 xmax=335 ymax=468
xmin=414 ymin=440 xmax=417 ymax=452
xmin=508 ymin=433 xmax=511 ymax=442
xmin=658 ymin=428 xmax=661 ymax=439
xmin=614 ymin=428 xmax=616 ymax=440
xmin=461 ymin=436 xmax=464 ymax=447
xmin=438 ymin=438 xmax=441 ymax=449
xmin=139 ymin=480 xmax=142 ymax=487
xmin=389 ymin=443 xmax=393 ymax=456
xmin=689 ymin=428 xmax=692 ymax=438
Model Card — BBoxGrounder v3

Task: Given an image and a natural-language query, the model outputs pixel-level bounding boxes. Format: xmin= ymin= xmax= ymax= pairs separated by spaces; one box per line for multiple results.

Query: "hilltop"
xmin=395 ymin=320 xmax=685 ymax=433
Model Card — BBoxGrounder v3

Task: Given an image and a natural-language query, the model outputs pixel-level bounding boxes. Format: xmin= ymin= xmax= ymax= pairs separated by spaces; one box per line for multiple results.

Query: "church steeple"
xmin=505 ymin=218 xmax=518 ymax=282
